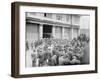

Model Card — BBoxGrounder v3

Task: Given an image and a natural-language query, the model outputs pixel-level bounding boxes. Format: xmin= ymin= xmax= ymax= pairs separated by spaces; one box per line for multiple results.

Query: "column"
xmin=62 ymin=27 xmax=65 ymax=39
xmin=52 ymin=26 xmax=55 ymax=38
xmin=78 ymin=28 xmax=80 ymax=35
xmin=39 ymin=24 xmax=43 ymax=39
xmin=71 ymin=28 xmax=74 ymax=40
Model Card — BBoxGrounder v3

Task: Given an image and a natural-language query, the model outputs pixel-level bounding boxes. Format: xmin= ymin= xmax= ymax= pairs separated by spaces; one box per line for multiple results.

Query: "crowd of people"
xmin=26 ymin=34 xmax=89 ymax=67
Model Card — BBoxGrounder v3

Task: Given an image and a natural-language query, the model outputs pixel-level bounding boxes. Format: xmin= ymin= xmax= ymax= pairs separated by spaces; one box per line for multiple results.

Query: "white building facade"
xmin=26 ymin=12 xmax=80 ymax=43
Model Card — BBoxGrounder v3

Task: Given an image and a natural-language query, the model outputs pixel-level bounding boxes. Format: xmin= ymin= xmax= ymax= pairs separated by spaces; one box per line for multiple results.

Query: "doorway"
xmin=43 ymin=25 xmax=52 ymax=38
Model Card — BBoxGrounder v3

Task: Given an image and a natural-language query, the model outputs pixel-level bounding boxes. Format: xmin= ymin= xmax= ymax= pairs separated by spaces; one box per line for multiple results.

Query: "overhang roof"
xmin=26 ymin=15 xmax=79 ymax=28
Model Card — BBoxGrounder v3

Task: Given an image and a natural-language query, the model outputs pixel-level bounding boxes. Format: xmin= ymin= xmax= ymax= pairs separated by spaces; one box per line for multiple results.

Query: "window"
xmin=26 ymin=23 xmax=39 ymax=42
xmin=66 ymin=15 xmax=70 ymax=22
xmin=55 ymin=26 xmax=62 ymax=39
xmin=72 ymin=15 xmax=80 ymax=25
xmin=56 ymin=14 xmax=62 ymax=21
xmin=64 ymin=27 xmax=72 ymax=40
xmin=73 ymin=28 xmax=78 ymax=38
xmin=43 ymin=25 xmax=52 ymax=38
xmin=44 ymin=13 xmax=46 ymax=17
xmin=44 ymin=13 xmax=52 ymax=18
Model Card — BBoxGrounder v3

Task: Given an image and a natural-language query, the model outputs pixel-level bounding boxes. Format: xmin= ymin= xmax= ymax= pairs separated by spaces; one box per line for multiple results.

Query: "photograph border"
xmin=11 ymin=2 xmax=98 ymax=78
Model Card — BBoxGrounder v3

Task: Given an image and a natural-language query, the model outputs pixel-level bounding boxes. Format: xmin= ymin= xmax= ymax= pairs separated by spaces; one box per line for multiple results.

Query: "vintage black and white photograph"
xmin=11 ymin=2 xmax=97 ymax=78
xmin=25 ymin=12 xmax=90 ymax=67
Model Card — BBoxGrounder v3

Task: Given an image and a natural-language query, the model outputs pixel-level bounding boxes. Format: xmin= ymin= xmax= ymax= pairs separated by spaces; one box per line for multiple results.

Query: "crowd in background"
xmin=26 ymin=34 xmax=89 ymax=67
